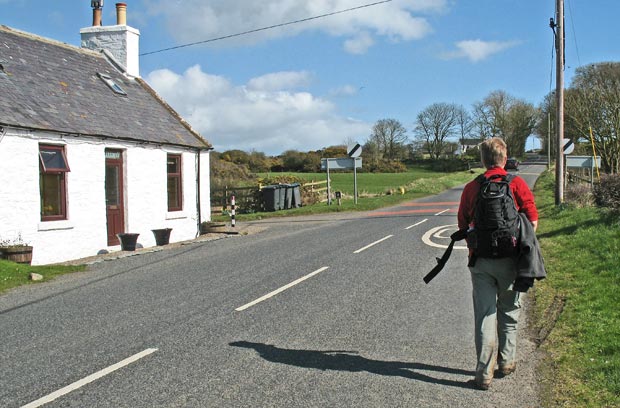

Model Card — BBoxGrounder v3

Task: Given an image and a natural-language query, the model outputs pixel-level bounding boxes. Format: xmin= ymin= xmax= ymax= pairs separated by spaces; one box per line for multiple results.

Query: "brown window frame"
xmin=39 ymin=144 xmax=70 ymax=221
xmin=167 ymin=154 xmax=183 ymax=212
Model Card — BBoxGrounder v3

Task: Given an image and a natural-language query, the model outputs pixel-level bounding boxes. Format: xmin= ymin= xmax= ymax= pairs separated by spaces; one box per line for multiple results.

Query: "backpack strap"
xmin=477 ymin=173 xmax=515 ymax=184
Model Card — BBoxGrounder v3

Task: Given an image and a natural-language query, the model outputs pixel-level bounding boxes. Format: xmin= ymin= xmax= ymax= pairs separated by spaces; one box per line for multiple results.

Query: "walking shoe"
xmin=473 ymin=377 xmax=492 ymax=390
xmin=498 ymin=362 xmax=517 ymax=377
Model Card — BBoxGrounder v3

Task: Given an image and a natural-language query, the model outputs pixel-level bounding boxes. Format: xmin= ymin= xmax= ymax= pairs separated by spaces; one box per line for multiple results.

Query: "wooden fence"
xmin=212 ymin=179 xmax=330 ymax=213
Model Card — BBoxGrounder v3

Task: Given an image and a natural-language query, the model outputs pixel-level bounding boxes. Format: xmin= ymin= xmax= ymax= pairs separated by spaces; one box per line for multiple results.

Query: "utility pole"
xmin=553 ymin=0 xmax=565 ymax=205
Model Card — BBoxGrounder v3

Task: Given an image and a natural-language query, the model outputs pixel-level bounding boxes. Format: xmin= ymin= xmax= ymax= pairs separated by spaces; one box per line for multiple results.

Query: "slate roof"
xmin=0 ymin=25 xmax=211 ymax=149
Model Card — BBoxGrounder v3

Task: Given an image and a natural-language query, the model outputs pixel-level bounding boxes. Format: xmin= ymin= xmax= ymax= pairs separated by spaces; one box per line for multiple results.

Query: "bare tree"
xmin=472 ymin=90 xmax=512 ymax=139
xmin=414 ymin=103 xmax=460 ymax=159
xmin=565 ymin=62 xmax=620 ymax=173
xmin=456 ymin=105 xmax=474 ymax=145
xmin=368 ymin=119 xmax=408 ymax=160
xmin=473 ymin=90 xmax=538 ymax=157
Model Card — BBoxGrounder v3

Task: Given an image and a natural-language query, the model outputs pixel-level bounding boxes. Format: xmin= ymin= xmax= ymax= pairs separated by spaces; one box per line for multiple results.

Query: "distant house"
xmin=0 ymin=3 xmax=212 ymax=265
xmin=459 ymin=138 xmax=483 ymax=155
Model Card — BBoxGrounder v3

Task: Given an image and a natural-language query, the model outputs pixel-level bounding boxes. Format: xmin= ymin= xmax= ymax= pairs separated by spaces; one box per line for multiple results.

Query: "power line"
xmin=566 ymin=0 xmax=582 ymax=67
xmin=140 ymin=0 xmax=393 ymax=56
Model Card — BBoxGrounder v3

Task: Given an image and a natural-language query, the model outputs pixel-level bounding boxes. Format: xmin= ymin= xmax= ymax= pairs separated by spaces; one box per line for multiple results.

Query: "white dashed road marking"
xmin=22 ymin=348 xmax=158 ymax=408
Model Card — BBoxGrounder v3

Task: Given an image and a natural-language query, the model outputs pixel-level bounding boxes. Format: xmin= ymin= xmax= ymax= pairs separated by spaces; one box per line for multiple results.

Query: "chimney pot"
xmin=116 ymin=3 xmax=127 ymax=25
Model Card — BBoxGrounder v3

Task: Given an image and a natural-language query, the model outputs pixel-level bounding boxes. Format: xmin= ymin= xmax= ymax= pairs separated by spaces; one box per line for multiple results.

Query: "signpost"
xmin=321 ymin=156 xmax=362 ymax=205
xmin=566 ymin=155 xmax=601 ymax=186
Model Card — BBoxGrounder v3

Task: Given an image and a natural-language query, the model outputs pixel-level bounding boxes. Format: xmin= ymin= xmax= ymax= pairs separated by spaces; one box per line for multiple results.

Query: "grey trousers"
xmin=469 ymin=257 xmax=522 ymax=380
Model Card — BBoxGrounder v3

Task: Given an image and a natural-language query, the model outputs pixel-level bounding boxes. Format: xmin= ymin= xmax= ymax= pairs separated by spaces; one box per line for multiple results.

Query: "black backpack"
xmin=470 ymin=174 xmax=520 ymax=258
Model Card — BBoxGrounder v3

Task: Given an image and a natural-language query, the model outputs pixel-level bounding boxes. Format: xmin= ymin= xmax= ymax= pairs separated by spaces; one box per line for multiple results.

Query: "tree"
xmin=248 ymin=150 xmax=271 ymax=172
xmin=220 ymin=149 xmax=250 ymax=166
xmin=505 ymin=101 xmax=538 ymax=157
xmin=535 ymin=93 xmax=556 ymax=157
xmin=414 ymin=103 xmax=461 ymax=159
xmin=321 ymin=145 xmax=347 ymax=158
xmin=456 ymin=105 xmax=474 ymax=146
xmin=368 ymin=119 xmax=408 ymax=160
xmin=472 ymin=90 xmax=537 ymax=157
xmin=564 ymin=62 xmax=620 ymax=174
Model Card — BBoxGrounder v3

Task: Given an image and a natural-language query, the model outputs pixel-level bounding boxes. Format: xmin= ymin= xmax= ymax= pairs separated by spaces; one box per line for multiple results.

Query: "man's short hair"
xmin=480 ymin=137 xmax=507 ymax=168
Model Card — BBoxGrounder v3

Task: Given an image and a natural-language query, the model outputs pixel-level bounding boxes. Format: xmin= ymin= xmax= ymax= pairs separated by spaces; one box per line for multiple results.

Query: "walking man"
xmin=457 ymin=137 xmax=539 ymax=390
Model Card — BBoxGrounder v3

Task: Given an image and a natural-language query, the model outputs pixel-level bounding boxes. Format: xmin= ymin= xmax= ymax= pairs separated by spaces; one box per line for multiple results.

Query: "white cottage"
xmin=0 ymin=3 xmax=212 ymax=265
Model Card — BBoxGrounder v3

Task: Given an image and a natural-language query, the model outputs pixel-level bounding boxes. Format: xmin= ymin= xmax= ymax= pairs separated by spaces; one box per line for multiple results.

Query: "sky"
xmin=1 ymin=0 xmax=617 ymax=155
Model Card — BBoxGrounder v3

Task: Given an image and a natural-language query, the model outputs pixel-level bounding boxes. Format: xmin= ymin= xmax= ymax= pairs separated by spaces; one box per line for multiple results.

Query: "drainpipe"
xmin=196 ymin=149 xmax=201 ymax=237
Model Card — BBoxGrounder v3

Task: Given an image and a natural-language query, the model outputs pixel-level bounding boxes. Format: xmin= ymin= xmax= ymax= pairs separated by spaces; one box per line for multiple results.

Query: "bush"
xmin=363 ymin=160 xmax=407 ymax=173
xmin=593 ymin=174 xmax=620 ymax=209
xmin=419 ymin=158 xmax=470 ymax=172
xmin=565 ymin=183 xmax=595 ymax=208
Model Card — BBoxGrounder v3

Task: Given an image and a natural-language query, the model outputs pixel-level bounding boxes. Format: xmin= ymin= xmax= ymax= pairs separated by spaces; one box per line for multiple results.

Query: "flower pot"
xmin=0 ymin=245 xmax=33 ymax=264
xmin=152 ymin=228 xmax=172 ymax=246
xmin=117 ymin=233 xmax=139 ymax=251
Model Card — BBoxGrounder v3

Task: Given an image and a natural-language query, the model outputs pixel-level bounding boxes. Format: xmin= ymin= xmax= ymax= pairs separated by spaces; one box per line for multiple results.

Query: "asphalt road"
xmin=0 ymin=165 xmax=545 ymax=407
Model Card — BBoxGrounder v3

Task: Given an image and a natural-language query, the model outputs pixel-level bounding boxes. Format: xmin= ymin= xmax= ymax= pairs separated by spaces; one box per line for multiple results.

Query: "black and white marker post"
xmin=231 ymin=195 xmax=236 ymax=228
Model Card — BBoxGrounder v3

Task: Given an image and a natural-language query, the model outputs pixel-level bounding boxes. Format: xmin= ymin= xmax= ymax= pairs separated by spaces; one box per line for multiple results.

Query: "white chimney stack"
xmin=80 ymin=2 xmax=141 ymax=78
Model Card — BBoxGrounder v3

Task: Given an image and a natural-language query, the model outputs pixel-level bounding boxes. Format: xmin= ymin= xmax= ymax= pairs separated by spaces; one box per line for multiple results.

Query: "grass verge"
xmin=0 ymin=260 xmax=85 ymax=295
xmin=533 ymin=171 xmax=620 ymax=407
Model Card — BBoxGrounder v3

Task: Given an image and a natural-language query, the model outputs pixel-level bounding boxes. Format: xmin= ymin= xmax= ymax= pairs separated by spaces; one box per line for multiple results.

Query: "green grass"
xmin=259 ymin=167 xmax=441 ymax=195
xmin=533 ymin=171 xmax=620 ymax=407
xmin=0 ymin=260 xmax=85 ymax=295
xmin=215 ymin=168 xmax=482 ymax=222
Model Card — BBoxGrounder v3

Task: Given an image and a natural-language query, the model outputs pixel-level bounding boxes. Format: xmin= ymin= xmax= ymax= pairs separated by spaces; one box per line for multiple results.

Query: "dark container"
xmin=261 ymin=185 xmax=281 ymax=211
xmin=152 ymin=228 xmax=172 ymax=246
xmin=117 ymin=233 xmax=140 ymax=251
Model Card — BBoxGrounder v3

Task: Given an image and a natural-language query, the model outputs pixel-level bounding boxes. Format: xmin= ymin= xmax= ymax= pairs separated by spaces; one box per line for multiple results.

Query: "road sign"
xmin=562 ymin=138 xmax=574 ymax=155
xmin=321 ymin=157 xmax=362 ymax=205
xmin=320 ymin=157 xmax=362 ymax=170
xmin=348 ymin=143 xmax=362 ymax=158
xmin=566 ymin=155 xmax=600 ymax=168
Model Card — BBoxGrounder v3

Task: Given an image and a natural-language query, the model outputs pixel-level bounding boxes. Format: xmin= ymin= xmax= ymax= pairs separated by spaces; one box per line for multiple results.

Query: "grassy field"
xmin=259 ymin=167 xmax=442 ymax=196
xmin=533 ymin=171 xmax=620 ymax=407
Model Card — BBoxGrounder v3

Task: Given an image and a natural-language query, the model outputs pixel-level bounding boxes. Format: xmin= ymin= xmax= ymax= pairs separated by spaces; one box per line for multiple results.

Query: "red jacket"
xmin=457 ymin=167 xmax=538 ymax=231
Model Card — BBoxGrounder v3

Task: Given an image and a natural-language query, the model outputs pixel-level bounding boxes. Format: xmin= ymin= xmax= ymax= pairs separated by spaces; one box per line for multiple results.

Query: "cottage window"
xmin=39 ymin=144 xmax=70 ymax=221
xmin=167 ymin=154 xmax=182 ymax=211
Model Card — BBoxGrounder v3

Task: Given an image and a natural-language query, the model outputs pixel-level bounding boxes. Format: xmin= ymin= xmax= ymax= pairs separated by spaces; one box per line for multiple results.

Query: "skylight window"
xmin=97 ymin=72 xmax=127 ymax=96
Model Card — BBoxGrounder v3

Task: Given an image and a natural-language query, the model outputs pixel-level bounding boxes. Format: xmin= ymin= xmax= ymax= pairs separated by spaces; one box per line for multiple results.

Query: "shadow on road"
xmin=230 ymin=340 xmax=474 ymax=389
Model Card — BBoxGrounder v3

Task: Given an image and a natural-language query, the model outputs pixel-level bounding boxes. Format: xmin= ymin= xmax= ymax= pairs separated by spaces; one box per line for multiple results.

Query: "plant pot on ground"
xmin=0 ymin=245 xmax=33 ymax=264
xmin=152 ymin=228 xmax=172 ymax=246
xmin=117 ymin=233 xmax=140 ymax=251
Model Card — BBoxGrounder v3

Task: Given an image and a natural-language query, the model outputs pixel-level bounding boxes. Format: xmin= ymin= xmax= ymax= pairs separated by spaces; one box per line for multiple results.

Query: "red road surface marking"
xmin=370 ymin=201 xmax=459 ymax=217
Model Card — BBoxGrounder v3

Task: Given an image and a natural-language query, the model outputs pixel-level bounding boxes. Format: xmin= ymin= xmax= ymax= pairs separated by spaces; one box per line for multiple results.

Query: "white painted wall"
xmin=0 ymin=129 xmax=211 ymax=265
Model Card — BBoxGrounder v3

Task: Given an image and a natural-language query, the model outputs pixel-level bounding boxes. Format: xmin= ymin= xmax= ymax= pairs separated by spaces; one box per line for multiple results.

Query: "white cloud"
xmin=145 ymin=0 xmax=447 ymax=54
xmin=247 ymin=71 xmax=312 ymax=92
xmin=344 ymin=31 xmax=375 ymax=54
xmin=145 ymin=65 xmax=371 ymax=155
xmin=329 ymin=85 xmax=359 ymax=97
xmin=442 ymin=39 xmax=520 ymax=62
